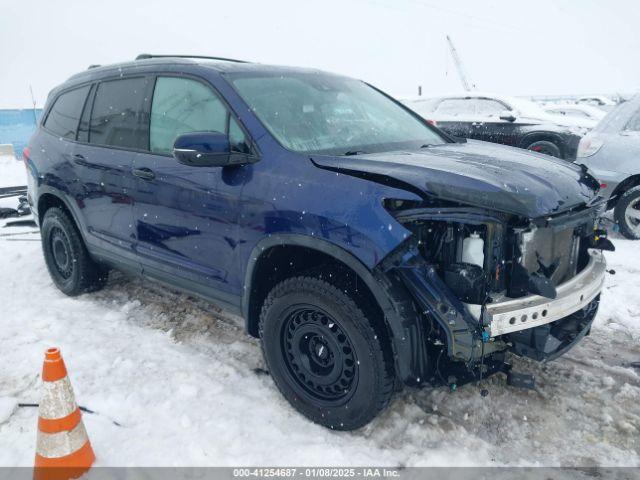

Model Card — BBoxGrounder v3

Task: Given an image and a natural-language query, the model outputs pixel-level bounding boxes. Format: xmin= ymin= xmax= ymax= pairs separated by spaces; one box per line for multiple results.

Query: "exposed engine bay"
xmin=377 ymin=200 xmax=613 ymax=388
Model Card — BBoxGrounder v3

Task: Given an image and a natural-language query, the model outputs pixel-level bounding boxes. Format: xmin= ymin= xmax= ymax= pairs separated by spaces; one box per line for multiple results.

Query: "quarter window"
xmin=89 ymin=77 xmax=149 ymax=149
xmin=43 ymin=86 xmax=90 ymax=139
xmin=229 ymin=117 xmax=251 ymax=154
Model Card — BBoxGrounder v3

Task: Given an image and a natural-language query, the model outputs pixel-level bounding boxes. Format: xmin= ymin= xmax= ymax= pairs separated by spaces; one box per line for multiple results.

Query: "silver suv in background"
xmin=578 ymin=94 xmax=640 ymax=239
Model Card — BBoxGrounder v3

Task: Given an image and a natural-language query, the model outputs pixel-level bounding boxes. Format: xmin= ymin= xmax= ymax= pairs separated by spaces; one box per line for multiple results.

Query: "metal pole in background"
xmin=29 ymin=85 xmax=37 ymax=125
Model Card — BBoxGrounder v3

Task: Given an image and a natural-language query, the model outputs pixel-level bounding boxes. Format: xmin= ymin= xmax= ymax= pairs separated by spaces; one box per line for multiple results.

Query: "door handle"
xmin=132 ymin=167 xmax=155 ymax=180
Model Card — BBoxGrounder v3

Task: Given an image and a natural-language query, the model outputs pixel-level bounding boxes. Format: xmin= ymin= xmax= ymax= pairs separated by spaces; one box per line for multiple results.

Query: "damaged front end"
xmin=375 ymin=199 xmax=612 ymax=388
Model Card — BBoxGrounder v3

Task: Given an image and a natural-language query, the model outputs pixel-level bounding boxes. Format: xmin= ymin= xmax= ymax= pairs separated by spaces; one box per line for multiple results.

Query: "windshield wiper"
xmin=342 ymin=150 xmax=367 ymax=156
xmin=420 ymin=143 xmax=436 ymax=148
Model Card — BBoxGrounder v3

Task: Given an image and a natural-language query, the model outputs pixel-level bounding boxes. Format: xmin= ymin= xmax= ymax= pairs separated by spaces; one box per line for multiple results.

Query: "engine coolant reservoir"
xmin=462 ymin=232 xmax=484 ymax=268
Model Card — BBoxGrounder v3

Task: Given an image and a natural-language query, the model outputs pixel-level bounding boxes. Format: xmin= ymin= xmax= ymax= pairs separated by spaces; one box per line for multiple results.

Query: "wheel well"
xmin=37 ymin=193 xmax=72 ymax=225
xmin=246 ymin=245 xmax=392 ymax=355
xmin=520 ymin=134 xmax=563 ymax=156
xmin=608 ymin=175 xmax=640 ymax=209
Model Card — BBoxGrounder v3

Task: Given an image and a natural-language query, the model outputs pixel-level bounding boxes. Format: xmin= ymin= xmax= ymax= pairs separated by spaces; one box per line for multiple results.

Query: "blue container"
xmin=0 ymin=109 xmax=43 ymax=158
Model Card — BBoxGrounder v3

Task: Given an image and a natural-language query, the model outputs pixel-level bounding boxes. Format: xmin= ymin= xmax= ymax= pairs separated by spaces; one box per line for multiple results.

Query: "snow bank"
xmin=0 ymin=156 xmax=638 ymax=467
xmin=0 ymin=154 xmax=26 ymax=189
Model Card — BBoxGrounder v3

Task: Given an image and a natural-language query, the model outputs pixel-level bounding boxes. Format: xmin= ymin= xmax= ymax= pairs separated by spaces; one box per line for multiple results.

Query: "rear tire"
xmin=259 ymin=276 xmax=394 ymax=430
xmin=526 ymin=140 xmax=562 ymax=158
xmin=614 ymin=186 xmax=640 ymax=240
xmin=41 ymin=207 xmax=109 ymax=295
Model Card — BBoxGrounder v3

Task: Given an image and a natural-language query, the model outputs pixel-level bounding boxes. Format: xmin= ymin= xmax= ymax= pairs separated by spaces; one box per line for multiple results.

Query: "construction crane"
xmin=446 ymin=35 xmax=476 ymax=92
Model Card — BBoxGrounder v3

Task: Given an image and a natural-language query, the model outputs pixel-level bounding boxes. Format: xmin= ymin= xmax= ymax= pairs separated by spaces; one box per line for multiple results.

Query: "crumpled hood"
xmin=311 ymin=140 xmax=600 ymax=218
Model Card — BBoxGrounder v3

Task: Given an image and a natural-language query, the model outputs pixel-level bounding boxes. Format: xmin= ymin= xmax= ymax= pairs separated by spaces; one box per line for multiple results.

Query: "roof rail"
xmin=135 ymin=53 xmax=251 ymax=64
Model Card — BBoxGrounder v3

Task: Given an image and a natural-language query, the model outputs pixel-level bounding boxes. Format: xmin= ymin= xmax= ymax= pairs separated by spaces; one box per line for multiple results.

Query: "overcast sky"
xmin=1 ymin=0 xmax=639 ymax=108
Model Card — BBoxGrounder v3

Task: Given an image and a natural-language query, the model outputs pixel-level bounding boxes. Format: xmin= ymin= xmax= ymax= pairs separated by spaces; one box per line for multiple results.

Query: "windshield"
xmin=230 ymin=72 xmax=446 ymax=155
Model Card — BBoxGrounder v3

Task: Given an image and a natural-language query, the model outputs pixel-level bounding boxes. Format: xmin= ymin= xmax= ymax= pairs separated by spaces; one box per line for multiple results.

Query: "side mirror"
xmin=173 ymin=132 xmax=253 ymax=167
xmin=499 ymin=112 xmax=517 ymax=123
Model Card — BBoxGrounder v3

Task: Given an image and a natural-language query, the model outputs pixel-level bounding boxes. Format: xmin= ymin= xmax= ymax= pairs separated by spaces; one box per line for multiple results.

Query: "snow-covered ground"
xmin=0 ymin=154 xmax=639 ymax=467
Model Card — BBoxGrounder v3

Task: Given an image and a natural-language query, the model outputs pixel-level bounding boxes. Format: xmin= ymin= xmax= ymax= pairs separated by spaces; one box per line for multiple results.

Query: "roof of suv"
xmin=66 ymin=55 xmax=328 ymax=85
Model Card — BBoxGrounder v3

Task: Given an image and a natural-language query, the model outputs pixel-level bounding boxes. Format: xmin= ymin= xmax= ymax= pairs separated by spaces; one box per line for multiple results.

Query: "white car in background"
xmin=577 ymin=95 xmax=617 ymax=109
xmin=544 ymin=104 xmax=606 ymax=125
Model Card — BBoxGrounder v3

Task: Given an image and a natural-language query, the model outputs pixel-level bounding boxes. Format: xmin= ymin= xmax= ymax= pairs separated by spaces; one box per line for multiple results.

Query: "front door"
xmin=131 ymin=75 xmax=254 ymax=304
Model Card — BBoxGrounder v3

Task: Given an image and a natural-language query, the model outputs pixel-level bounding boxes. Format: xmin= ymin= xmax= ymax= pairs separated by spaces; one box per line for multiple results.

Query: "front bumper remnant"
xmin=484 ymin=250 xmax=606 ymax=337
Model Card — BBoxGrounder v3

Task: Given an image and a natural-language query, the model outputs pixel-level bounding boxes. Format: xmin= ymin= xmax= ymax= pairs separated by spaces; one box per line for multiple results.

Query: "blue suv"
xmin=26 ymin=54 xmax=610 ymax=430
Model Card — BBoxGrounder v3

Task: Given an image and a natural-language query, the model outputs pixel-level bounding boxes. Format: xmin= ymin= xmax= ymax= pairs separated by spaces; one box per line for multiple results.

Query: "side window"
xmin=43 ymin=86 xmax=90 ymax=139
xmin=150 ymin=77 xmax=227 ymax=154
xmin=90 ymin=77 xmax=149 ymax=149
xmin=435 ymin=99 xmax=470 ymax=116
xmin=475 ymin=99 xmax=507 ymax=117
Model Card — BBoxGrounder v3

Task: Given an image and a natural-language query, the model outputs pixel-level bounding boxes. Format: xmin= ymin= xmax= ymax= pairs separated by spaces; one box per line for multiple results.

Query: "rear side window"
xmin=90 ymin=77 xmax=149 ymax=149
xmin=43 ymin=86 xmax=90 ymax=139
xmin=149 ymin=77 xmax=227 ymax=154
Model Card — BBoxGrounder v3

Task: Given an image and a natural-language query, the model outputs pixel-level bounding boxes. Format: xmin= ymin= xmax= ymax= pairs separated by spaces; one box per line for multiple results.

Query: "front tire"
xmin=41 ymin=207 xmax=108 ymax=295
xmin=525 ymin=140 xmax=562 ymax=158
xmin=614 ymin=186 xmax=640 ymax=240
xmin=259 ymin=276 xmax=394 ymax=430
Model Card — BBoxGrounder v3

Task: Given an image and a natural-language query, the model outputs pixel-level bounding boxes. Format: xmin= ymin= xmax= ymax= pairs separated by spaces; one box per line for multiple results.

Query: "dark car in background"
xmin=25 ymin=55 xmax=609 ymax=430
xmin=404 ymin=93 xmax=589 ymax=160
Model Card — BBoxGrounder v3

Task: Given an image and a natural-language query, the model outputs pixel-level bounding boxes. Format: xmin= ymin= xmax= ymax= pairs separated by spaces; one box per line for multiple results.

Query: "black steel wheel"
xmin=281 ymin=305 xmax=358 ymax=405
xmin=259 ymin=276 xmax=394 ymax=430
xmin=41 ymin=207 xmax=108 ymax=295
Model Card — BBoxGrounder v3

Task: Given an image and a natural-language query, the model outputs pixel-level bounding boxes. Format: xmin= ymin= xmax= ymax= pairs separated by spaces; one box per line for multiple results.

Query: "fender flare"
xmin=242 ymin=234 xmax=417 ymax=382
xmin=35 ymin=186 xmax=87 ymax=235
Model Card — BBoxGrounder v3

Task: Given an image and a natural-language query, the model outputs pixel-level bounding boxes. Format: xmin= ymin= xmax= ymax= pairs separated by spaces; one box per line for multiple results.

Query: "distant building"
xmin=0 ymin=108 xmax=43 ymax=158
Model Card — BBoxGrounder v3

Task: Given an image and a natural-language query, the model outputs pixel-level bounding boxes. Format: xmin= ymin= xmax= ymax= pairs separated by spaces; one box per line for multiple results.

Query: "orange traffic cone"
xmin=34 ymin=347 xmax=95 ymax=480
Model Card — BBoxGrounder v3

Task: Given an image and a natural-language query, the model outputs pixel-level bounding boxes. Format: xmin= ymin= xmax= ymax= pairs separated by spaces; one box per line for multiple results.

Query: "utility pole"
xmin=29 ymin=85 xmax=37 ymax=124
xmin=446 ymin=35 xmax=476 ymax=92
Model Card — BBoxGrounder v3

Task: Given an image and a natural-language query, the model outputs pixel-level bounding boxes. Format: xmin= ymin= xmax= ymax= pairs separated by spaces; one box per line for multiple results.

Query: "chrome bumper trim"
xmin=485 ymin=250 xmax=606 ymax=337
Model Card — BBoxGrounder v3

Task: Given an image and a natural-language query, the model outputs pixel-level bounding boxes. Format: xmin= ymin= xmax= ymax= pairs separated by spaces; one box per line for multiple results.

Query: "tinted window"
xmin=44 ymin=86 xmax=90 ymax=139
xmin=90 ymin=77 xmax=149 ymax=149
xmin=150 ymin=77 xmax=228 ymax=154
xmin=77 ymin=85 xmax=95 ymax=143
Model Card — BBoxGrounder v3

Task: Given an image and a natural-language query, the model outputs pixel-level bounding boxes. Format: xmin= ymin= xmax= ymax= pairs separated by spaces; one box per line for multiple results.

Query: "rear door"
xmin=130 ymin=75 xmax=255 ymax=304
xmin=70 ymin=76 xmax=151 ymax=263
